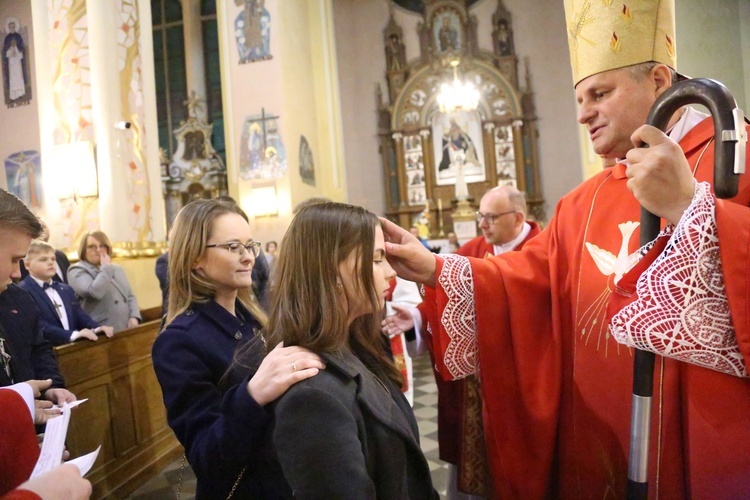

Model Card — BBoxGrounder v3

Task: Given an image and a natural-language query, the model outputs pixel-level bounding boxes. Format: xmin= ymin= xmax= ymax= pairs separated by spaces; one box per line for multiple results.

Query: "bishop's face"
xmin=575 ymin=67 xmax=659 ymax=160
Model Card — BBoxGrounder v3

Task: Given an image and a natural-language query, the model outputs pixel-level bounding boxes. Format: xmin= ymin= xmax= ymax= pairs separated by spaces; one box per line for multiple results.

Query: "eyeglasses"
xmin=86 ymin=244 xmax=108 ymax=251
xmin=475 ymin=211 xmax=517 ymax=224
xmin=206 ymin=241 xmax=261 ymax=258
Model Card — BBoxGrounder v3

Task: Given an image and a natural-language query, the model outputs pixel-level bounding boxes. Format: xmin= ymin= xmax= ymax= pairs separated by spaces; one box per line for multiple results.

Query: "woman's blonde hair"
xmin=77 ymin=230 xmax=112 ymax=263
xmin=165 ymin=199 xmax=266 ymax=327
xmin=264 ymin=202 xmax=401 ymax=387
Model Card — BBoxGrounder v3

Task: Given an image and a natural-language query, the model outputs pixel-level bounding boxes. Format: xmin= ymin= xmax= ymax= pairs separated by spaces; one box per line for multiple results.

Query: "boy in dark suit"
xmin=19 ymin=240 xmax=113 ymax=346
xmin=18 ymin=220 xmax=69 ymax=284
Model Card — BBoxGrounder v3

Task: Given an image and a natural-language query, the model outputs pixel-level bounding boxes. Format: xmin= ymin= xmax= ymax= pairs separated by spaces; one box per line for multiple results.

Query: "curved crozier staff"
xmin=627 ymin=78 xmax=747 ymax=499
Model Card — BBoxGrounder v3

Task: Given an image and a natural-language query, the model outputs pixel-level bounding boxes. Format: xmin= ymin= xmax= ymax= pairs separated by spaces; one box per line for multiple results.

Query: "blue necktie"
xmin=43 ymin=282 xmax=57 ymax=290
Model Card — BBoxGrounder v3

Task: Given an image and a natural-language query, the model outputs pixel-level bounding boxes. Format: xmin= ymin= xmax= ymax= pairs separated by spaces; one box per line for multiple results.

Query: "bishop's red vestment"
xmin=428 ymin=117 xmax=750 ymax=498
xmin=419 ymin=223 xmax=541 ymax=495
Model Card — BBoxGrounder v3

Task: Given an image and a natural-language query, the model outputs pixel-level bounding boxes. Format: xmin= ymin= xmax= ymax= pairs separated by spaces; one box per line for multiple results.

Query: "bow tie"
xmin=42 ymin=282 xmax=57 ymax=290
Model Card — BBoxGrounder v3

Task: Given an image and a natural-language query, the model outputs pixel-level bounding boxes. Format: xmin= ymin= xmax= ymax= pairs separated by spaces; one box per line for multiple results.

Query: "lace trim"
xmin=610 ymin=182 xmax=748 ymax=377
xmin=439 ymin=254 xmax=479 ymax=379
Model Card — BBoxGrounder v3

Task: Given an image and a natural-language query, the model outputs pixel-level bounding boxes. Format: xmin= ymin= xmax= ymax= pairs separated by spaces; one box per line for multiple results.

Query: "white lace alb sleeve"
xmin=439 ymin=254 xmax=479 ymax=379
xmin=610 ymin=182 xmax=748 ymax=377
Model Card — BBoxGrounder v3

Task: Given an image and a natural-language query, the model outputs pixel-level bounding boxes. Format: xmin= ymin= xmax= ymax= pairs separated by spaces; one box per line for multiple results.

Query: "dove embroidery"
xmin=585 ymin=221 xmax=641 ymax=284
xmin=578 ymin=221 xmax=641 ymax=355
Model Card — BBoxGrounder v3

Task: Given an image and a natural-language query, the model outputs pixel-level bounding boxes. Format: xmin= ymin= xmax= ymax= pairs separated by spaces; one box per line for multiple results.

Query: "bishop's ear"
xmin=652 ymin=64 xmax=673 ymax=97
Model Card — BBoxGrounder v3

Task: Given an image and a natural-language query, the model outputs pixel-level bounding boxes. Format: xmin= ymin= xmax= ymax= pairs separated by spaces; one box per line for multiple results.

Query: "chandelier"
xmin=437 ymin=60 xmax=480 ymax=113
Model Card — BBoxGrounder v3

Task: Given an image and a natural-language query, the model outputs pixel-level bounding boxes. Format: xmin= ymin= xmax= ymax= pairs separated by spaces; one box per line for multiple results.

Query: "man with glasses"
xmin=472 ymin=185 xmax=540 ymax=258
xmin=383 ymin=185 xmax=540 ymax=498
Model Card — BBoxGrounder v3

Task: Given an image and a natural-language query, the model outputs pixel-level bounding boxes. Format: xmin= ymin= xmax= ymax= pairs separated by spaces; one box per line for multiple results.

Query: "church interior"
xmin=0 ymin=0 xmax=748 ymax=497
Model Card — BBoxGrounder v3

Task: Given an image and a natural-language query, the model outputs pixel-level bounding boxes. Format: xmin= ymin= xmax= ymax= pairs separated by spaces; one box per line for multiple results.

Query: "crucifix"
xmin=52 ymin=300 xmax=63 ymax=319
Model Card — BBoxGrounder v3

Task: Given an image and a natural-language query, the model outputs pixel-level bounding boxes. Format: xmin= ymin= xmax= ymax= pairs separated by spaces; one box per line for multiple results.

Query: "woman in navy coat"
xmin=261 ymin=202 xmax=437 ymax=499
xmin=152 ymin=200 xmax=324 ymax=498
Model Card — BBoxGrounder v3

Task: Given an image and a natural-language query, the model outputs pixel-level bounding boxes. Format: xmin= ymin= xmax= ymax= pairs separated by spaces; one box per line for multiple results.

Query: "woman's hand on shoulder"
xmin=247 ymin=342 xmax=326 ymax=406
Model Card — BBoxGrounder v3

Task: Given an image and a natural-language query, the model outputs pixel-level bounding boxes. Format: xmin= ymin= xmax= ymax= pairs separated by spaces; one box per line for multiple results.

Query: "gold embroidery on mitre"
xmin=567 ymin=0 xmax=596 ymax=77
xmin=665 ymin=33 xmax=675 ymax=59
xmin=578 ymin=221 xmax=641 ymax=355
xmin=610 ymin=32 xmax=621 ymax=53
xmin=564 ymin=0 xmax=677 ymax=86
xmin=620 ymin=4 xmax=632 ymax=23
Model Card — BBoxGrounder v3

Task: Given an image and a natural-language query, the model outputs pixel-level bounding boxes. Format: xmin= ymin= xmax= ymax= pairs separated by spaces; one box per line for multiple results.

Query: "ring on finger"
xmin=292 ymin=361 xmax=297 ymax=372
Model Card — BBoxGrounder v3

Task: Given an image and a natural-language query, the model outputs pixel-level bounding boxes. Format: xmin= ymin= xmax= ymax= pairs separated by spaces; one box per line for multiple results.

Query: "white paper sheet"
xmin=30 ymin=399 xmax=100 ymax=479
xmin=66 ymin=445 xmax=101 ymax=476
xmin=30 ymin=403 xmax=70 ymax=478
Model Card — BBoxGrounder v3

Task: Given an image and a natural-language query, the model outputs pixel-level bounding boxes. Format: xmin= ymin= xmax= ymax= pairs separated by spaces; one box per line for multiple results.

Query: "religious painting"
xmin=5 ymin=150 xmax=42 ymax=210
xmin=1 ymin=17 xmax=32 ymax=108
xmin=403 ymin=134 xmax=426 ymax=206
xmin=494 ymin=124 xmax=515 ymax=180
xmin=234 ymin=0 xmax=272 ymax=64
xmin=432 ymin=11 xmax=462 ymax=54
xmin=432 ymin=111 xmax=486 ymax=187
xmin=299 ymin=135 xmax=315 ymax=186
xmin=239 ymin=110 xmax=287 ymax=180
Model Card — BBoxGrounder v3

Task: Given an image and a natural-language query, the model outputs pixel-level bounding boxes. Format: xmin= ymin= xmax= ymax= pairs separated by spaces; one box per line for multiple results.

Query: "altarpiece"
xmin=378 ymin=0 xmax=544 ymax=233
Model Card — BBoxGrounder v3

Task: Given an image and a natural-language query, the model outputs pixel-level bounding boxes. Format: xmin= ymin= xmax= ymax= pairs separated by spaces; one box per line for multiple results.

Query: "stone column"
xmin=182 ymin=0 xmax=207 ymax=120
xmin=87 ymin=0 xmax=165 ymax=247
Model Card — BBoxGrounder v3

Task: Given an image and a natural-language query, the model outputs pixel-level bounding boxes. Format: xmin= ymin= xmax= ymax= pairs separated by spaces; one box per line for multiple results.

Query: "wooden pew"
xmin=54 ymin=311 xmax=182 ymax=499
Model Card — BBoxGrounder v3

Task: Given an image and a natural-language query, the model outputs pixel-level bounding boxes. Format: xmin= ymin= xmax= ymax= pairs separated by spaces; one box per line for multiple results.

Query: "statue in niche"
xmin=435 ymin=14 xmax=460 ymax=52
xmin=385 ymin=33 xmax=406 ymax=71
xmin=496 ymin=19 xmax=513 ymax=56
xmin=497 ymin=19 xmax=513 ymax=57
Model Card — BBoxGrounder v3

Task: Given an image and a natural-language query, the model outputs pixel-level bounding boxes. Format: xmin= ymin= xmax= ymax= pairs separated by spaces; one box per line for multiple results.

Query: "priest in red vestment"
xmin=381 ymin=1 xmax=750 ymax=498
xmin=384 ymin=185 xmax=540 ymax=497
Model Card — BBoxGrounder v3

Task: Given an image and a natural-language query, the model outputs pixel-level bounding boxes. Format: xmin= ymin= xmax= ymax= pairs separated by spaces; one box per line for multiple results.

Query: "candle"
xmin=438 ymin=198 xmax=442 ymax=212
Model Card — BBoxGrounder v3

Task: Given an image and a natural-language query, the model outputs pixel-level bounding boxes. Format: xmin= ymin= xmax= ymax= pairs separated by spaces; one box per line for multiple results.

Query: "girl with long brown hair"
xmin=152 ymin=199 xmax=323 ymax=498
xmin=266 ymin=202 xmax=437 ymax=498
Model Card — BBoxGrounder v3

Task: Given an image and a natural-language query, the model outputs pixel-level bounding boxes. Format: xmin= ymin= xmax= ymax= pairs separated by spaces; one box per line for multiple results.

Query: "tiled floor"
xmin=128 ymin=352 xmax=448 ymax=499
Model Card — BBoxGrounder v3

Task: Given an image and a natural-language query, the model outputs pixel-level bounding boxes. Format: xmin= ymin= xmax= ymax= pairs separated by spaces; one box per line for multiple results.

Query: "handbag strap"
xmin=175 ymin=453 xmax=186 ymax=500
xmin=174 ymin=453 xmax=247 ymax=500
xmin=226 ymin=465 xmax=248 ymax=499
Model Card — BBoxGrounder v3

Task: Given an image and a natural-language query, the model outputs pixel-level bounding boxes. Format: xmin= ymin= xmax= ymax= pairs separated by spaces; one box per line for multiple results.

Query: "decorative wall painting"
xmin=1 ymin=17 xmax=32 ymax=108
xmin=234 ymin=0 xmax=272 ymax=64
xmin=432 ymin=111 xmax=486 ymax=186
xmin=239 ymin=110 xmax=287 ymax=180
xmin=5 ymin=150 xmax=42 ymax=209
xmin=299 ymin=135 xmax=315 ymax=186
